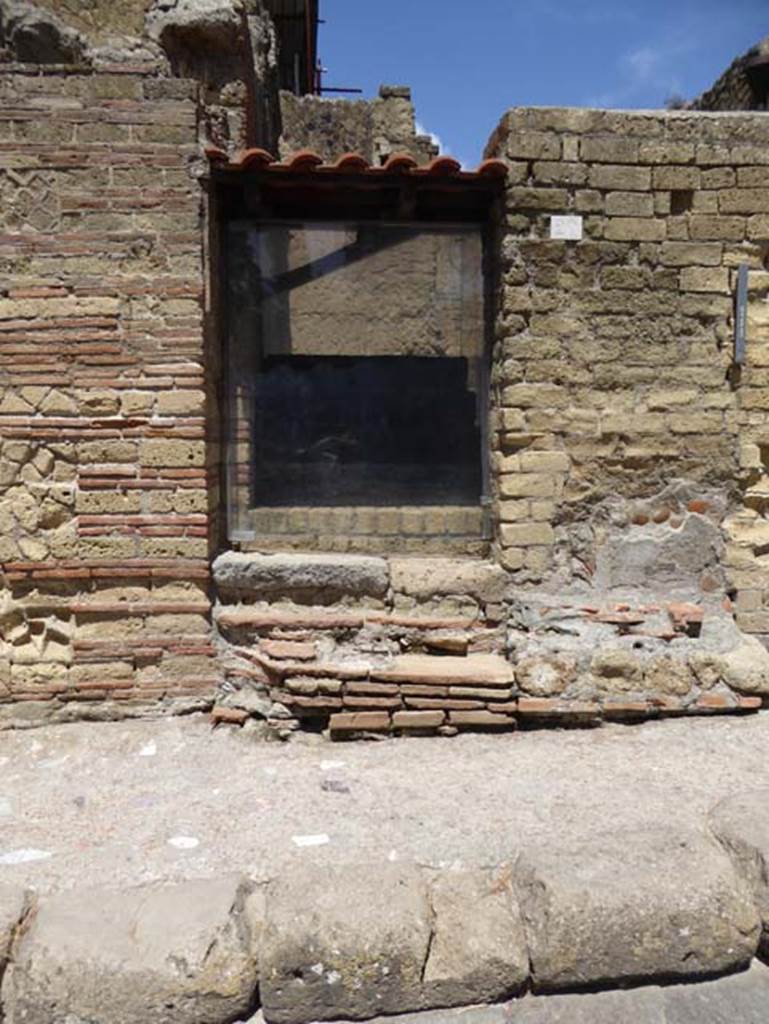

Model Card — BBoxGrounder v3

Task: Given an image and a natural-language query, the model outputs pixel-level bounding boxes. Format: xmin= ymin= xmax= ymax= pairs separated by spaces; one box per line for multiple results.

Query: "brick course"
xmin=0 ymin=67 xmax=214 ymax=720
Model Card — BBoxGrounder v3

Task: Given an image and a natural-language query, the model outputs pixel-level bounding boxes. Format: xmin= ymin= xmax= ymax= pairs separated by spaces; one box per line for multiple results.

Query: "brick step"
xmin=371 ymin=653 xmax=514 ymax=688
xmin=232 ymin=646 xmax=515 ymax=689
xmin=215 ymin=607 xmax=482 ymax=633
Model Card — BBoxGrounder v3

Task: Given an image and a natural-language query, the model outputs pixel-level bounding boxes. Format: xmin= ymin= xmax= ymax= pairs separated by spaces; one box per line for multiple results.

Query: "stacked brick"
xmin=0 ymin=67 xmax=216 ymax=723
xmin=485 ymin=107 xmax=769 ymax=642
xmin=215 ymin=601 xmax=763 ymax=738
xmin=212 ymin=547 xmax=765 ymax=737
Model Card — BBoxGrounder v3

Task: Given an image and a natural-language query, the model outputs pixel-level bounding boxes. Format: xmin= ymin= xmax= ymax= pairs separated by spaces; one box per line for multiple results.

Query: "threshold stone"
xmin=212 ymin=551 xmax=390 ymax=600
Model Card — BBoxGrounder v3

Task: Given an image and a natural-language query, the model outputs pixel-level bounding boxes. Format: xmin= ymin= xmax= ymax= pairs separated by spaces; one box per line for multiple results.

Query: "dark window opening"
xmin=265 ymin=0 xmax=319 ymax=95
xmin=223 ymin=220 xmax=487 ymax=542
xmin=252 ymin=355 xmax=482 ymax=506
xmin=215 ymin=162 xmax=504 ymax=547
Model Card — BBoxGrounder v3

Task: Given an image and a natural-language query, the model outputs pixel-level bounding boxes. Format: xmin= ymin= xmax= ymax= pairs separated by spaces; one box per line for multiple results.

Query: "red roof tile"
xmin=206 ymin=146 xmax=508 ymax=181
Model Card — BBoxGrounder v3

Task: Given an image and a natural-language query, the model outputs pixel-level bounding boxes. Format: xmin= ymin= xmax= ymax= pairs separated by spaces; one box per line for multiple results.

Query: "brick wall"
xmin=485 ymin=108 xmax=769 ymax=637
xmin=6 ymin=79 xmax=769 ymax=731
xmin=0 ymin=66 xmax=217 ymax=725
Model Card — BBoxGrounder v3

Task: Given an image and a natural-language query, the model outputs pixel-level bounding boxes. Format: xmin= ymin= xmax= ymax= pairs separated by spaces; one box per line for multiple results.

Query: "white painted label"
xmin=550 ymin=215 xmax=583 ymax=241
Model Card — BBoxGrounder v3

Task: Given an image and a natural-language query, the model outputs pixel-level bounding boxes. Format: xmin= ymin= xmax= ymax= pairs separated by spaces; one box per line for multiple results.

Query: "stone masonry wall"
xmin=279 ymin=85 xmax=439 ymax=165
xmin=0 ymin=66 xmax=216 ymax=726
xmin=485 ymin=108 xmax=769 ymax=642
xmin=7 ymin=63 xmax=769 ymax=734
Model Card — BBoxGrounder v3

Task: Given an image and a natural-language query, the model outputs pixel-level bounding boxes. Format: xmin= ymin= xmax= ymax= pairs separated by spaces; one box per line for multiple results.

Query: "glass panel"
xmin=225 ymin=222 xmax=485 ymax=540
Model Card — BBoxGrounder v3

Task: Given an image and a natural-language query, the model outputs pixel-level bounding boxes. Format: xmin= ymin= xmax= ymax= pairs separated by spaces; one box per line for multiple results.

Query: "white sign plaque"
xmin=550 ymin=215 xmax=583 ymax=241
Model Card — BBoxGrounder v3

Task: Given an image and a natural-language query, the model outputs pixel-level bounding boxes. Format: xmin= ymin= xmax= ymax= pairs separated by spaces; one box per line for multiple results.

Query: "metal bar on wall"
xmin=735 ymin=262 xmax=748 ymax=366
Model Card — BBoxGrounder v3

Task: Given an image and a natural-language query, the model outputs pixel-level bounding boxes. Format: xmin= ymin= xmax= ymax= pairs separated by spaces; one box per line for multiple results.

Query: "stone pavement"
xmin=2 ymin=714 xmax=769 ymax=1022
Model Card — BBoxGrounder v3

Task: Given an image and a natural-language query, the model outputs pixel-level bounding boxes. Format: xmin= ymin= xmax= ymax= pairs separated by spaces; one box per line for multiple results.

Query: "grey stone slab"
xmin=662 ymin=960 xmax=769 ymax=1023
xmin=710 ymin=788 xmax=769 ymax=955
xmin=249 ymin=1009 xmax=512 ymax=1024
xmin=213 ymin=552 xmax=390 ymax=602
xmin=594 ymin=513 xmax=724 ymax=593
xmin=514 ymin=826 xmax=760 ymax=993
xmin=1 ymin=875 xmax=259 ymax=1024
xmin=260 ymin=862 xmax=432 ymax=1024
xmin=506 ymin=986 xmax=665 ymax=1023
xmin=507 ymin=967 xmax=769 ymax=1024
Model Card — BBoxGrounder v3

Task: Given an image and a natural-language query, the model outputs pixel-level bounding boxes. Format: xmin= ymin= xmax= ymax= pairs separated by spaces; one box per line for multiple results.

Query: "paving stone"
xmin=422 ymin=867 xmax=528 ymax=1006
xmin=212 ymin=552 xmax=389 ymax=601
xmin=1 ymin=876 xmax=260 ymax=1024
xmin=259 ymin=862 xmax=432 ymax=1023
xmin=514 ymin=826 xmax=760 ymax=992
xmin=660 ymin=959 xmax=769 ymax=1023
xmin=710 ymin=787 xmax=769 ymax=956
xmin=260 ymin=862 xmax=530 ymax=1024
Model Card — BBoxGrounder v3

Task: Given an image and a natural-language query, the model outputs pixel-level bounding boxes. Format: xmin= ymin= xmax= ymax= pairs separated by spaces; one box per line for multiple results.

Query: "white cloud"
xmin=415 ymin=121 xmax=474 ymax=169
xmin=415 ymin=120 xmax=444 ymax=153
xmin=585 ymin=36 xmax=695 ymax=108
xmin=625 ymin=46 xmax=661 ymax=84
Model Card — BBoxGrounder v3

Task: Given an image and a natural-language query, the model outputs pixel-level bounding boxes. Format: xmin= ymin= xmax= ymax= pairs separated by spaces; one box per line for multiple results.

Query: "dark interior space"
xmin=251 ymin=355 xmax=482 ymax=506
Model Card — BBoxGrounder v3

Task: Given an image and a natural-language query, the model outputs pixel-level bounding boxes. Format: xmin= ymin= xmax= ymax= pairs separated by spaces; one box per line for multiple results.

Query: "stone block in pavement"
xmin=1 ymin=875 xmax=260 ymax=1024
xmin=254 ymin=960 xmax=769 ymax=1024
xmin=260 ymin=861 xmax=529 ymax=1023
xmin=514 ymin=827 xmax=759 ymax=992
xmin=710 ymin=787 xmax=769 ymax=956
xmin=212 ymin=552 xmax=389 ymax=601
xmin=422 ymin=867 xmax=528 ymax=1006
xmin=259 ymin=863 xmax=432 ymax=1023
xmin=0 ymin=884 xmax=27 ymax=963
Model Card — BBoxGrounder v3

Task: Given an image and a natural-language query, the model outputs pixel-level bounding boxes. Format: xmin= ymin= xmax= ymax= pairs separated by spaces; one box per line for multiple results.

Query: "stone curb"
xmin=0 ymin=814 xmax=767 ymax=1023
xmin=237 ymin=960 xmax=769 ymax=1024
xmin=709 ymin=787 xmax=769 ymax=959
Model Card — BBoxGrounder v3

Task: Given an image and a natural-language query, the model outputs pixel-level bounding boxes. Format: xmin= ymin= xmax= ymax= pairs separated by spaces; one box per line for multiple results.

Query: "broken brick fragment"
xmin=211 ymin=705 xmax=249 ymax=726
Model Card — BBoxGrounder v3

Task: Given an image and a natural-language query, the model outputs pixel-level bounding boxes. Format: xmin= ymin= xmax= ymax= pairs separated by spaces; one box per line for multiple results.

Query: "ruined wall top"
xmin=0 ymin=0 xmax=157 ymax=64
xmin=279 ymin=85 xmax=439 ymax=165
xmin=0 ymin=1 xmax=435 ymax=164
xmin=695 ymin=36 xmax=769 ymax=111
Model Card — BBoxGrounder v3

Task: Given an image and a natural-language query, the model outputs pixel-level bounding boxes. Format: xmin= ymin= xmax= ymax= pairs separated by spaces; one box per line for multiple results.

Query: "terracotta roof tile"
xmin=206 ymin=146 xmax=508 ymax=182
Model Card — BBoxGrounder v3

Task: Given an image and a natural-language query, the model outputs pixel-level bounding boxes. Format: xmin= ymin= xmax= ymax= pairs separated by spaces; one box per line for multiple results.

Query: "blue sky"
xmin=318 ymin=0 xmax=768 ymax=166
